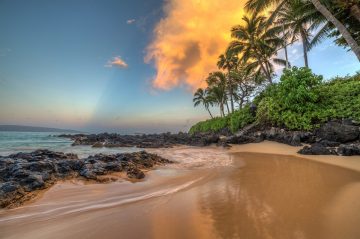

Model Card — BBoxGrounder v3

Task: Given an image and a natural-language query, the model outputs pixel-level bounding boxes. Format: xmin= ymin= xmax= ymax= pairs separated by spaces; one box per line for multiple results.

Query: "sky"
xmin=0 ymin=0 xmax=359 ymax=133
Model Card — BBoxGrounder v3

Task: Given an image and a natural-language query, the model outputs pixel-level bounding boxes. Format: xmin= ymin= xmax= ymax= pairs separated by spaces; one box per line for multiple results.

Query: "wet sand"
xmin=1 ymin=144 xmax=360 ymax=239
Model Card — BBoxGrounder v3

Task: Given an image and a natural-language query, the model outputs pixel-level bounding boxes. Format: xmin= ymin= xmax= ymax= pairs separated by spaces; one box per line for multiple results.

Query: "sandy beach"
xmin=230 ymin=141 xmax=360 ymax=172
xmin=1 ymin=142 xmax=360 ymax=239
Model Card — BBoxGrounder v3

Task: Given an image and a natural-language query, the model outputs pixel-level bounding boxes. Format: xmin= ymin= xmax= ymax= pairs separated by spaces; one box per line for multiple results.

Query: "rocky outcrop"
xmin=59 ymin=119 xmax=360 ymax=156
xmin=0 ymin=150 xmax=172 ymax=208
xmin=337 ymin=144 xmax=360 ymax=156
xmin=298 ymin=144 xmax=337 ymax=155
xmin=59 ymin=132 xmax=220 ymax=148
xmin=224 ymin=120 xmax=360 ymax=156
xmin=315 ymin=120 xmax=360 ymax=143
xmin=222 ymin=127 xmax=315 ymax=147
xmin=297 ymin=120 xmax=360 ymax=156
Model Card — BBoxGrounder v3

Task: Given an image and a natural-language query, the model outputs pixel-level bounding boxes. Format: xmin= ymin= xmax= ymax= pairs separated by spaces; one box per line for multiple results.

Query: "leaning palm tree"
xmin=245 ymin=0 xmax=360 ymax=61
xmin=206 ymin=72 xmax=228 ymax=117
xmin=228 ymin=13 xmax=285 ymax=84
xmin=217 ymin=50 xmax=238 ymax=113
xmin=308 ymin=2 xmax=360 ymax=52
xmin=193 ymin=88 xmax=214 ymax=119
xmin=311 ymin=0 xmax=360 ymax=60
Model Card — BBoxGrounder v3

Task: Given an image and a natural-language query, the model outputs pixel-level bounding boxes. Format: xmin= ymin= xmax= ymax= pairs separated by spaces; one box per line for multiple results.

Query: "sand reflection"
xmin=1 ymin=151 xmax=360 ymax=239
xmin=198 ymin=153 xmax=360 ymax=239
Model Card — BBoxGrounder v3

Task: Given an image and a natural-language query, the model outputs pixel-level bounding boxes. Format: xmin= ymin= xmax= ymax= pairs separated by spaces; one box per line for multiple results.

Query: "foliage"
xmin=256 ymin=68 xmax=360 ymax=130
xmin=317 ymin=73 xmax=360 ymax=122
xmin=255 ymin=67 xmax=323 ymax=130
xmin=193 ymin=88 xmax=214 ymax=119
xmin=309 ymin=1 xmax=360 ymax=50
xmin=189 ymin=106 xmax=255 ymax=134
xmin=189 ymin=117 xmax=229 ymax=134
xmin=229 ymin=105 xmax=255 ymax=133
xmin=229 ymin=13 xmax=285 ymax=83
xmin=191 ymin=68 xmax=360 ymax=133
xmin=190 ymin=0 xmax=360 ymax=133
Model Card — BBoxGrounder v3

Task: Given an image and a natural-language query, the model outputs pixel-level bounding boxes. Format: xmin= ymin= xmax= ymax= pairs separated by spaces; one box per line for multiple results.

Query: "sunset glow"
xmin=146 ymin=0 xmax=247 ymax=90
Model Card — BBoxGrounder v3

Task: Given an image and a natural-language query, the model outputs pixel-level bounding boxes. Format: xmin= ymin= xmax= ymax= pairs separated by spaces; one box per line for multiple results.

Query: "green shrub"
xmin=317 ymin=73 xmax=360 ymax=122
xmin=229 ymin=106 xmax=255 ymax=133
xmin=189 ymin=106 xmax=255 ymax=134
xmin=189 ymin=116 xmax=229 ymax=134
xmin=256 ymin=97 xmax=279 ymax=125
xmin=256 ymin=68 xmax=360 ymax=130
xmin=256 ymin=67 xmax=323 ymax=130
xmin=190 ymin=69 xmax=360 ymax=133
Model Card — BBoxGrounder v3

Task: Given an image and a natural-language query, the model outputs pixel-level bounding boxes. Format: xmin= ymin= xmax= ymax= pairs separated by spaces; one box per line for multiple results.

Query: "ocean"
xmin=0 ymin=131 xmax=140 ymax=158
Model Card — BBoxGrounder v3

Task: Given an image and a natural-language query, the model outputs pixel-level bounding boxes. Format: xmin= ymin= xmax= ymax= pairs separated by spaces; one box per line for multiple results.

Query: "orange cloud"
xmin=145 ymin=0 xmax=247 ymax=90
xmin=105 ymin=56 xmax=128 ymax=68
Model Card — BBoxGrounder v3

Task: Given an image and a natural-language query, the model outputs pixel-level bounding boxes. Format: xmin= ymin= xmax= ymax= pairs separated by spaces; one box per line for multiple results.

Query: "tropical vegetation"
xmin=191 ymin=69 xmax=360 ymax=134
xmin=191 ymin=0 xmax=360 ymax=134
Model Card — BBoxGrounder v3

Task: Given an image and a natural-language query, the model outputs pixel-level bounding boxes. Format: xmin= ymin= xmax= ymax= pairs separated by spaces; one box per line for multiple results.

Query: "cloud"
xmin=126 ymin=19 xmax=136 ymax=24
xmin=145 ymin=0 xmax=247 ymax=90
xmin=105 ymin=56 xmax=128 ymax=68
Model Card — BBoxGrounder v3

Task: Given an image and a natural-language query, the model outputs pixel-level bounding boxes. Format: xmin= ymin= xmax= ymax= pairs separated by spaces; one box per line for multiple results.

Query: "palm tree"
xmin=206 ymin=72 xmax=228 ymax=117
xmin=193 ymin=88 xmax=214 ymax=119
xmin=310 ymin=0 xmax=360 ymax=60
xmin=245 ymin=0 xmax=360 ymax=61
xmin=275 ymin=0 xmax=321 ymax=67
xmin=217 ymin=50 xmax=238 ymax=113
xmin=228 ymin=13 xmax=285 ymax=84
xmin=309 ymin=3 xmax=360 ymax=52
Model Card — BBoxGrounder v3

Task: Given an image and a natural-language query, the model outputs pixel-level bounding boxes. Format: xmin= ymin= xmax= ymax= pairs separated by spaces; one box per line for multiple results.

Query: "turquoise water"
xmin=0 ymin=131 xmax=140 ymax=158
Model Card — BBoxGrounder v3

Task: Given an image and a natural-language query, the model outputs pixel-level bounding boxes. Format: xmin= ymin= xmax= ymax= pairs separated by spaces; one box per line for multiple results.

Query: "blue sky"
xmin=0 ymin=0 xmax=359 ymax=133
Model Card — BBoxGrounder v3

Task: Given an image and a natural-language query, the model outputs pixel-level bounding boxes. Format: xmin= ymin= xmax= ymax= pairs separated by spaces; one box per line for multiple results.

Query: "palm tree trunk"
xmin=282 ymin=24 xmax=289 ymax=69
xmin=300 ymin=30 xmax=309 ymax=68
xmin=254 ymin=50 xmax=272 ymax=83
xmin=229 ymin=86 xmax=234 ymax=113
xmin=350 ymin=5 xmax=360 ymax=23
xmin=220 ymin=104 xmax=224 ymax=117
xmin=227 ymin=72 xmax=234 ymax=113
xmin=259 ymin=61 xmax=272 ymax=83
xmin=225 ymin=101 xmax=230 ymax=115
xmin=310 ymin=0 xmax=360 ymax=61
xmin=239 ymin=97 xmax=244 ymax=109
xmin=284 ymin=44 xmax=289 ymax=69
xmin=206 ymin=107 xmax=213 ymax=119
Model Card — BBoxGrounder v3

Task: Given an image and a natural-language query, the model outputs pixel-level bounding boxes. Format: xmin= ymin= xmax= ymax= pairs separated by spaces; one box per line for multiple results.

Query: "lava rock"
xmin=0 ymin=150 xmax=172 ymax=208
xmin=337 ymin=144 xmax=360 ymax=156
xmin=0 ymin=182 xmax=25 ymax=208
xmin=316 ymin=121 xmax=360 ymax=143
xmin=317 ymin=140 xmax=341 ymax=147
xmin=20 ymin=174 xmax=45 ymax=191
xmin=298 ymin=144 xmax=336 ymax=155
xmin=126 ymin=167 xmax=145 ymax=179
xmin=92 ymin=142 xmax=104 ymax=148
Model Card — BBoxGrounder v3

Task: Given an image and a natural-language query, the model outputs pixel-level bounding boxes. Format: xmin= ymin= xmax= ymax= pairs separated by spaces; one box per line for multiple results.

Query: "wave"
xmin=0 ymin=177 xmax=202 ymax=223
xmin=149 ymin=146 xmax=233 ymax=169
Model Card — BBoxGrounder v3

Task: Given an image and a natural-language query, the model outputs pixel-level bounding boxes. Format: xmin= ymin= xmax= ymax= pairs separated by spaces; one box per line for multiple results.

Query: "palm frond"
xmin=273 ymin=58 xmax=288 ymax=66
xmin=308 ymin=22 xmax=331 ymax=51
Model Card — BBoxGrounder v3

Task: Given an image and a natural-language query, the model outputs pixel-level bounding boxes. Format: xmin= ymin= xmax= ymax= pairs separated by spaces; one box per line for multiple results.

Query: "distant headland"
xmin=0 ymin=125 xmax=81 ymax=133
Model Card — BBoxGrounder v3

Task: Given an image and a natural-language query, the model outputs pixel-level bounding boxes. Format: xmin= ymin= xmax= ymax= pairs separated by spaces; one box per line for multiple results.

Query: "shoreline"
xmin=229 ymin=140 xmax=360 ymax=172
xmin=1 ymin=141 xmax=360 ymax=210
xmin=1 ymin=146 xmax=360 ymax=239
xmin=0 ymin=150 xmax=172 ymax=209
